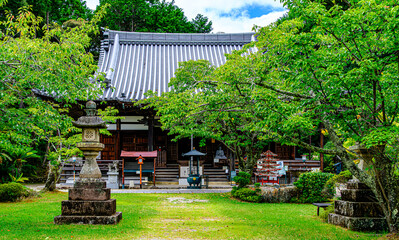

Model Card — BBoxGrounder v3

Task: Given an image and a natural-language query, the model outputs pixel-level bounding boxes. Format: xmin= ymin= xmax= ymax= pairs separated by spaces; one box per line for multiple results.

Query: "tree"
xmin=190 ymin=14 xmax=212 ymax=33
xmin=140 ymin=60 xmax=270 ymax=172
xmin=0 ymin=5 xmax=110 ymax=187
xmin=142 ymin=0 xmax=399 ymax=232
xmin=26 ymin=0 xmax=92 ymax=26
xmin=0 ymin=0 xmax=27 ymax=22
xmin=97 ymin=0 xmax=212 ymax=33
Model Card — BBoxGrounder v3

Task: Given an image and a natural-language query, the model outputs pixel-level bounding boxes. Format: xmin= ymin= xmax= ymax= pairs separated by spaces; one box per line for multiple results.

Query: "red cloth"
xmin=120 ymin=150 xmax=158 ymax=158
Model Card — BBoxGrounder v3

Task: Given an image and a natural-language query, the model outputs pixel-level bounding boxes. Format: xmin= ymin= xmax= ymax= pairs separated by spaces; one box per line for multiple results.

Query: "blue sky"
xmin=85 ymin=0 xmax=287 ymax=33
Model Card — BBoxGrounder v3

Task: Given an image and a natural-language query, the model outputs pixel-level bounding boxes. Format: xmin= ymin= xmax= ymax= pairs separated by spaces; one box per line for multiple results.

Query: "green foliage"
xmin=0 ymin=6 xmax=109 ymax=186
xmin=232 ymin=187 xmax=262 ymax=203
xmin=138 ymin=0 xmax=399 ymax=231
xmin=140 ymin=60 xmax=270 ymax=172
xmin=233 ymin=171 xmax=252 ymax=189
xmin=320 ymin=202 xmax=335 ymax=222
xmin=322 ymin=170 xmax=352 ymax=199
xmin=0 ymin=182 xmax=35 ymax=202
xmin=293 ymin=172 xmax=334 ymax=203
xmin=97 ymin=0 xmax=212 ymax=33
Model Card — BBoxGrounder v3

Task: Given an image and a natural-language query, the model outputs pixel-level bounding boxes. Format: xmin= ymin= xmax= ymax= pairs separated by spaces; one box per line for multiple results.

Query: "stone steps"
xmin=155 ymin=168 xmax=179 ymax=182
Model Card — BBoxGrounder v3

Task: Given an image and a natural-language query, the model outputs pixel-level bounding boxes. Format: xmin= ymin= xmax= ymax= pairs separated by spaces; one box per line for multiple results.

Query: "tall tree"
xmin=190 ymin=14 xmax=212 ymax=33
xmin=0 ymin=5 xmax=109 ymax=186
xmin=97 ymin=0 xmax=212 ymax=33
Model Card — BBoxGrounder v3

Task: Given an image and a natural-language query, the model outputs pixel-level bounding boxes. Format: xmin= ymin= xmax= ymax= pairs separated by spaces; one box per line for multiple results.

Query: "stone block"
xmin=347 ymin=181 xmax=369 ymax=190
xmin=74 ymin=181 xmax=106 ymax=189
xmin=335 ymin=200 xmax=383 ymax=218
xmin=68 ymin=188 xmax=110 ymax=201
xmin=328 ymin=213 xmax=387 ymax=232
xmin=54 ymin=212 xmax=122 ymax=225
xmin=61 ymin=199 xmax=116 ymax=216
xmin=107 ymin=172 xmax=119 ymax=189
xmin=341 ymin=189 xmax=376 ymax=202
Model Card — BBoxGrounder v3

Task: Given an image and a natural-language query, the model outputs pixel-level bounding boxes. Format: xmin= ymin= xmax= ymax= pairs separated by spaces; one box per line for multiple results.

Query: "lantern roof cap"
xmin=182 ymin=149 xmax=206 ymax=157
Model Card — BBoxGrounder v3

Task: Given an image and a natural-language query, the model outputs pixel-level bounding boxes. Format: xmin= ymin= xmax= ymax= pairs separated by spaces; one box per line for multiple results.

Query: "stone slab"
xmin=340 ymin=189 xmax=376 ymax=202
xmin=347 ymin=181 xmax=370 ymax=190
xmin=54 ymin=212 xmax=122 ymax=225
xmin=335 ymin=200 xmax=383 ymax=218
xmin=61 ymin=199 xmax=116 ymax=216
xmin=74 ymin=180 xmax=106 ymax=189
xmin=69 ymin=188 xmax=111 ymax=201
xmin=328 ymin=213 xmax=387 ymax=232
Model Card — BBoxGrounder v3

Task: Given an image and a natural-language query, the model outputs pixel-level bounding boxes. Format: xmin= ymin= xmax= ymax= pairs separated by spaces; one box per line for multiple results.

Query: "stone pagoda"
xmin=54 ymin=101 xmax=122 ymax=224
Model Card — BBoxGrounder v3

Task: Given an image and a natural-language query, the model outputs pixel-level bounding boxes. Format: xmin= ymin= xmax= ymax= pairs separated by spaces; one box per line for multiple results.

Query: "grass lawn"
xmin=0 ymin=192 xmax=385 ymax=240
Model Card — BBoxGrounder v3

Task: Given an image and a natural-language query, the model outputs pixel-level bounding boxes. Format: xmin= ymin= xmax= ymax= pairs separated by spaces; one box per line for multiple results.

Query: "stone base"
xmin=335 ymin=200 xmax=383 ymax=218
xmin=328 ymin=213 xmax=387 ymax=232
xmin=347 ymin=180 xmax=369 ymax=190
xmin=341 ymin=189 xmax=376 ymax=202
xmin=61 ymin=199 xmax=116 ymax=216
xmin=69 ymin=188 xmax=110 ymax=201
xmin=54 ymin=212 xmax=122 ymax=225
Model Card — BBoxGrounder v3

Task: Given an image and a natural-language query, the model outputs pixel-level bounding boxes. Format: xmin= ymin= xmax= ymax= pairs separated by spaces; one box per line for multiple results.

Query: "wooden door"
xmin=275 ymin=143 xmax=295 ymax=160
xmin=121 ymin=132 xmax=148 ymax=151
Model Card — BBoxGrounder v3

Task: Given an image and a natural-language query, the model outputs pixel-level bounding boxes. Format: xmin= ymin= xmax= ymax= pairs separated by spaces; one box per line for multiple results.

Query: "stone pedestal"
xmin=54 ymin=180 xmax=122 ymax=224
xmin=328 ymin=179 xmax=387 ymax=231
xmin=107 ymin=172 xmax=119 ymax=189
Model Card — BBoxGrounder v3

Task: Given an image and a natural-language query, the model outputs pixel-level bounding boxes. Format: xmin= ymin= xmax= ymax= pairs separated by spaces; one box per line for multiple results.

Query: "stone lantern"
xmin=54 ymin=101 xmax=122 ymax=225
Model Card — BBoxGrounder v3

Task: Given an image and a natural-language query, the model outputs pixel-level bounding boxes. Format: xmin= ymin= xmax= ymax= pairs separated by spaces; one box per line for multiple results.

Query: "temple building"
xmin=60 ymin=30 xmax=316 ymax=186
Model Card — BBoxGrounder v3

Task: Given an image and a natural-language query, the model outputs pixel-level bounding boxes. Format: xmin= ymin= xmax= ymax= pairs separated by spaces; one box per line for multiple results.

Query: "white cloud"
xmin=210 ymin=10 xmax=288 ymax=33
xmin=85 ymin=0 xmax=99 ymax=10
xmin=168 ymin=0 xmax=287 ymax=33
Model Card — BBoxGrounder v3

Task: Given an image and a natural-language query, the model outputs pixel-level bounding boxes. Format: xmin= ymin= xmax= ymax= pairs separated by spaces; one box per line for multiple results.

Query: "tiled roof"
xmin=98 ymin=30 xmax=254 ymax=101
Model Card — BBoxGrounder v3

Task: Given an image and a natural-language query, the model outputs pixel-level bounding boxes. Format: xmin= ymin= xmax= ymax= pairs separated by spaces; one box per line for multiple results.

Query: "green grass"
xmin=0 ymin=192 xmax=385 ymax=239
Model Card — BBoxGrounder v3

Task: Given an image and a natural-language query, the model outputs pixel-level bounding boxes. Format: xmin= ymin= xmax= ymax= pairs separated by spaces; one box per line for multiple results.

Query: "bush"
xmin=322 ymin=170 xmax=353 ymax=198
xmin=293 ymin=172 xmax=334 ymax=203
xmin=233 ymin=171 xmax=251 ymax=189
xmin=232 ymin=187 xmax=262 ymax=203
xmin=0 ymin=182 xmax=36 ymax=202
xmin=320 ymin=202 xmax=335 ymax=222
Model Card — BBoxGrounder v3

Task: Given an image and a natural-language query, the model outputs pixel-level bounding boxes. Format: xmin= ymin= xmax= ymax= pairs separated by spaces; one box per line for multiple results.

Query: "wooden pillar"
xmin=153 ymin=156 xmax=156 ymax=186
xmin=116 ymin=119 xmax=121 ymax=159
xmin=122 ymin=158 xmax=125 ymax=189
xmin=148 ymin=116 xmax=153 ymax=151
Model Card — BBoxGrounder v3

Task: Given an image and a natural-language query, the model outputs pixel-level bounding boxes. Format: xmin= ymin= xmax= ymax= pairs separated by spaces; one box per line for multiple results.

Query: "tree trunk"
xmin=43 ymin=164 xmax=57 ymax=191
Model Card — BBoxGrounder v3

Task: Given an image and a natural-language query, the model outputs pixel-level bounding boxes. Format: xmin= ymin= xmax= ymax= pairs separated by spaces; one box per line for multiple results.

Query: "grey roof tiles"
xmin=98 ymin=30 xmax=254 ymax=101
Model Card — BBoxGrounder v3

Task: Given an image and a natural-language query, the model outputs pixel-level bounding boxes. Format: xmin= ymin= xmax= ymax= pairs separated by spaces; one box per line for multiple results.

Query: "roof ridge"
xmin=103 ymin=30 xmax=255 ymax=43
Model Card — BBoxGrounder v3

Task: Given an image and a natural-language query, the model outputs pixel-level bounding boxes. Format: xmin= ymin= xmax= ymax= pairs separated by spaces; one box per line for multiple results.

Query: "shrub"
xmin=233 ymin=171 xmax=251 ymax=189
xmin=293 ymin=172 xmax=334 ymax=203
xmin=320 ymin=203 xmax=335 ymax=222
xmin=322 ymin=170 xmax=353 ymax=198
xmin=232 ymin=187 xmax=262 ymax=203
xmin=0 ymin=182 xmax=36 ymax=202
